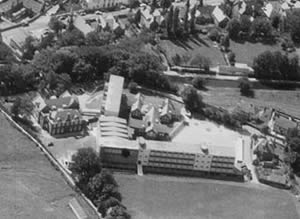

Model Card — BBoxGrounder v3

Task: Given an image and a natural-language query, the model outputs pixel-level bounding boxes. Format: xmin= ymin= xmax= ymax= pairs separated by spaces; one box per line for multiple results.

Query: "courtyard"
xmin=173 ymin=119 xmax=243 ymax=147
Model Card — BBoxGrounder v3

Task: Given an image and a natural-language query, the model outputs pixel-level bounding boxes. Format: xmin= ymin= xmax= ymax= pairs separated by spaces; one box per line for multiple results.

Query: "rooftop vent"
xmin=201 ymin=144 xmax=209 ymax=155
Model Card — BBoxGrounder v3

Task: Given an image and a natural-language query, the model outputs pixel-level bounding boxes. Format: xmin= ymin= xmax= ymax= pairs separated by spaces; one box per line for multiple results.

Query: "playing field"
xmin=116 ymin=173 xmax=299 ymax=219
xmin=0 ymin=112 xmax=98 ymax=219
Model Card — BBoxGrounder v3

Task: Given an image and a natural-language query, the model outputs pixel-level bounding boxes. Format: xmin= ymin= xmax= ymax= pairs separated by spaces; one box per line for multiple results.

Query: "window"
xmin=121 ymin=149 xmax=130 ymax=158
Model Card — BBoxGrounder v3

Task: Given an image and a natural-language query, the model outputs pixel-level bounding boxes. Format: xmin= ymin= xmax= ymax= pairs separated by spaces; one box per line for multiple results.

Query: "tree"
xmin=227 ymin=18 xmax=240 ymax=39
xmin=192 ymin=76 xmax=206 ymax=90
xmin=23 ymin=36 xmax=37 ymax=60
xmin=253 ymin=50 xmax=299 ymax=80
xmin=271 ymin=13 xmax=281 ymax=29
xmin=57 ymin=28 xmax=85 ymax=47
xmin=239 ymin=77 xmax=254 ymax=97
xmin=227 ymin=51 xmax=235 ymax=66
xmin=288 ymin=10 xmax=300 ymax=43
xmin=39 ymin=32 xmax=55 ymax=50
xmin=134 ymin=9 xmax=142 ymax=26
xmin=11 ymin=97 xmax=34 ymax=118
xmin=106 ymin=206 xmax=131 ymax=219
xmin=184 ymin=0 xmax=190 ymax=33
xmin=86 ymin=31 xmax=113 ymax=46
xmin=166 ymin=6 xmax=174 ymax=37
xmin=208 ymin=28 xmax=220 ymax=42
xmin=251 ymin=17 xmax=272 ymax=38
xmin=151 ymin=0 xmax=159 ymax=11
xmin=240 ymin=15 xmax=251 ymax=34
xmin=181 ymin=86 xmax=204 ymax=113
xmin=48 ymin=16 xmax=65 ymax=35
xmin=0 ymin=43 xmax=15 ymax=63
xmin=220 ymin=34 xmax=230 ymax=52
xmin=173 ymin=7 xmax=180 ymax=36
xmin=86 ymin=169 xmax=121 ymax=203
xmin=190 ymin=6 xmax=196 ymax=34
xmin=129 ymin=0 xmax=140 ymax=8
xmin=190 ymin=54 xmax=211 ymax=73
xmin=160 ymin=0 xmax=171 ymax=9
xmin=69 ymin=147 xmax=102 ymax=187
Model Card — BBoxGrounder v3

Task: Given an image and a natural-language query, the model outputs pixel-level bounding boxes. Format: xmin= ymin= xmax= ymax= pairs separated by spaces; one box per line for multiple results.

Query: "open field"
xmin=159 ymin=37 xmax=226 ymax=67
xmin=0 ymin=112 xmax=98 ymax=219
xmin=116 ymin=173 xmax=299 ymax=219
xmin=230 ymin=40 xmax=282 ymax=66
xmin=200 ymin=87 xmax=300 ymax=117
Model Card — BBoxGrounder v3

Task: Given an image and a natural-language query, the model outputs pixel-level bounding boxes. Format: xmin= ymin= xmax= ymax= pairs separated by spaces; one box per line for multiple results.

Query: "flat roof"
xmin=104 ymin=75 xmax=124 ymax=116
xmin=100 ymin=138 xmax=237 ymax=157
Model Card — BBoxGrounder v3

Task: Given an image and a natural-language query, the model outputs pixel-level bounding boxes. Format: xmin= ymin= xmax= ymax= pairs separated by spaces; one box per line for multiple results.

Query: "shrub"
xmin=239 ymin=77 xmax=254 ymax=97
xmin=192 ymin=76 xmax=206 ymax=90
xmin=208 ymin=28 xmax=220 ymax=42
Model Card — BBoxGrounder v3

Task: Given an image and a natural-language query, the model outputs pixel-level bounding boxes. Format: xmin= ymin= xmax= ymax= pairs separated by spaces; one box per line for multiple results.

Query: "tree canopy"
xmin=69 ymin=147 xmax=102 ymax=187
xmin=181 ymin=86 xmax=204 ymax=113
xmin=253 ymin=50 xmax=300 ymax=80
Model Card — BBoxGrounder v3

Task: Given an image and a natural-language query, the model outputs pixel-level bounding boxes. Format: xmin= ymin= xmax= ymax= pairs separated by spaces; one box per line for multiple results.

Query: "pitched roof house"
xmin=212 ymin=5 xmax=229 ymax=27
xmin=131 ymin=93 xmax=145 ymax=120
xmin=42 ymin=95 xmax=80 ymax=113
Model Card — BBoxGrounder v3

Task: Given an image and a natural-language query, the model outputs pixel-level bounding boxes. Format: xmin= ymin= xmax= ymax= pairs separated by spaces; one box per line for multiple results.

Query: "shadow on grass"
xmin=193 ymin=34 xmax=210 ymax=47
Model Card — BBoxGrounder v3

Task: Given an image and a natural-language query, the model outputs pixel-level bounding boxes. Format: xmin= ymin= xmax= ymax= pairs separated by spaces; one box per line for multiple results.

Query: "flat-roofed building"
xmin=102 ymin=75 xmax=124 ymax=117
xmin=99 ymin=137 xmax=244 ymax=181
xmin=84 ymin=0 xmax=130 ymax=9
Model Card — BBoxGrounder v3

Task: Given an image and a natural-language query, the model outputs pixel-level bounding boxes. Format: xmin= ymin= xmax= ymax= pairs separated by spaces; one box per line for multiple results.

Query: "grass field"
xmin=159 ymin=36 xmax=226 ymax=67
xmin=200 ymin=87 xmax=300 ymax=117
xmin=116 ymin=173 xmax=299 ymax=219
xmin=230 ymin=40 xmax=282 ymax=66
xmin=0 ymin=113 xmax=98 ymax=219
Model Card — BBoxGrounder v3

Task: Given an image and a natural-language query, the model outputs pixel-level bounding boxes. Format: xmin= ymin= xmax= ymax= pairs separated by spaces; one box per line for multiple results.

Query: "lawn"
xmin=116 ymin=173 xmax=299 ymax=219
xmin=230 ymin=40 xmax=282 ymax=66
xmin=159 ymin=36 xmax=226 ymax=67
xmin=0 ymin=112 xmax=98 ymax=219
xmin=200 ymin=87 xmax=300 ymax=117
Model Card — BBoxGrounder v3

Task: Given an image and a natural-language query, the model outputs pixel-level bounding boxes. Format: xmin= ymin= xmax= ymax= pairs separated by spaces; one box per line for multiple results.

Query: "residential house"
xmin=140 ymin=6 xmax=163 ymax=29
xmin=32 ymin=93 xmax=46 ymax=120
xmin=262 ymin=2 xmax=273 ymax=18
xmin=73 ymin=15 xmax=93 ymax=36
xmin=159 ymin=98 xmax=181 ymax=124
xmin=212 ymin=5 xmax=229 ymax=27
xmin=23 ymin=0 xmax=44 ymax=14
xmin=254 ymin=139 xmax=276 ymax=162
xmin=144 ymin=107 xmax=170 ymax=140
xmin=131 ymin=93 xmax=145 ymax=120
xmin=273 ymin=114 xmax=298 ymax=136
xmin=59 ymin=90 xmax=72 ymax=98
xmin=39 ymin=95 xmax=80 ymax=128
xmin=45 ymin=108 xmax=86 ymax=137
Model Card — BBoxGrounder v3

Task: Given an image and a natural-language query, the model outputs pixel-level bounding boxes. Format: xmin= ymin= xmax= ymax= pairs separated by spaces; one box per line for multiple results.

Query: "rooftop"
xmin=104 ymin=75 xmax=124 ymax=117
xmin=100 ymin=137 xmax=237 ymax=157
xmin=73 ymin=15 xmax=93 ymax=35
xmin=274 ymin=115 xmax=297 ymax=131
xmin=49 ymin=109 xmax=82 ymax=122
